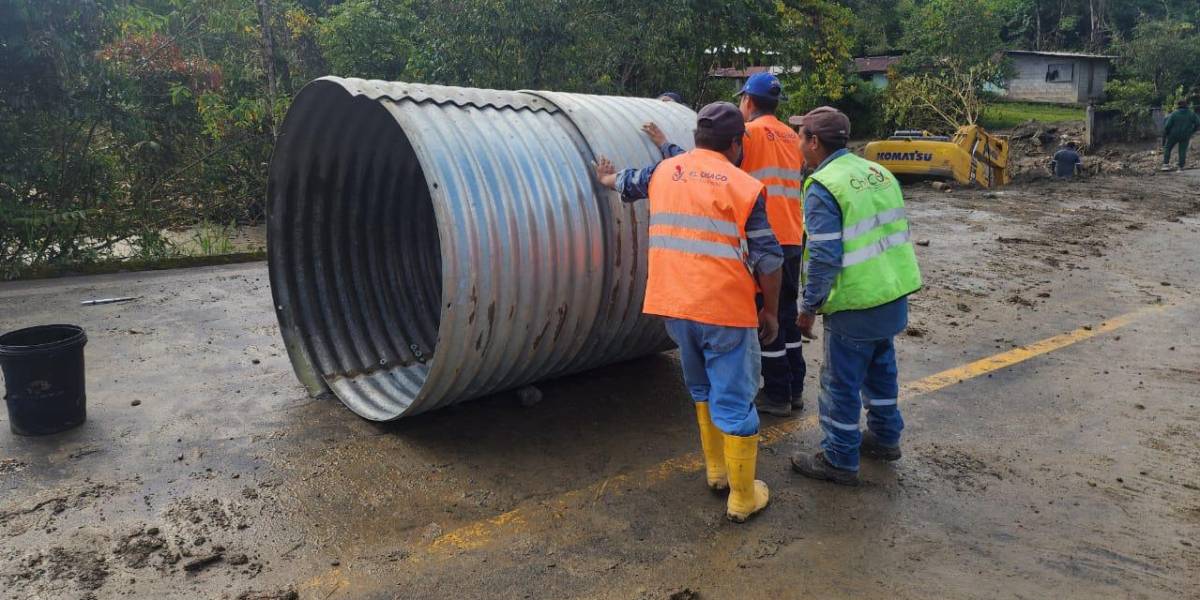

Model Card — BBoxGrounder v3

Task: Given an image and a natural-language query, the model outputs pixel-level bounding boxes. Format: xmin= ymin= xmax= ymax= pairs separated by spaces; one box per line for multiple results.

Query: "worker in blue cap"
xmin=736 ymin=72 xmax=809 ymax=419
xmin=658 ymin=92 xmax=684 ymax=104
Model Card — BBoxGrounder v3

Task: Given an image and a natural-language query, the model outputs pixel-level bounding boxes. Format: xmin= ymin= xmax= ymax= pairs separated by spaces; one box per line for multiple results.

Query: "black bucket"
xmin=0 ymin=324 xmax=88 ymax=436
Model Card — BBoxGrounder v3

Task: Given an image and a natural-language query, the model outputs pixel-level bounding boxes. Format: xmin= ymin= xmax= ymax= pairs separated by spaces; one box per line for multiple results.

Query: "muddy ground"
xmin=1 ymin=168 xmax=1198 ymax=599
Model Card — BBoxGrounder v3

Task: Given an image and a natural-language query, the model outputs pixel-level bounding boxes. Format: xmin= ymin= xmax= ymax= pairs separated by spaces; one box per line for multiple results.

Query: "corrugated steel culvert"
xmin=267 ymin=77 xmax=697 ymax=420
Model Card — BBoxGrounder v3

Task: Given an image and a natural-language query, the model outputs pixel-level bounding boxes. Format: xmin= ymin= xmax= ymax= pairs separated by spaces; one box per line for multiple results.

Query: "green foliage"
xmin=897 ymin=0 xmax=1009 ymax=68
xmin=1114 ymin=20 xmax=1200 ymax=103
xmin=1102 ymin=79 xmax=1160 ymax=119
xmin=1166 ymin=86 xmax=1193 ymax=111
xmin=836 ymin=84 xmax=888 ymax=137
xmin=774 ymin=0 xmax=856 ymax=104
xmin=884 ymin=60 xmax=1007 ymax=133
xmin=778 ymin=78 xmax=884 ymax=138
xmin=3 ymin=0 xmax=1200 ymax=278
xmin=840 ymin=0 xmax=902 ymax=55
xmin=317 ymin=0 xmax=420 ymax=80
xmin=978 ymin=101 xmax=1085 ymax=130
xmin=190 ymin=220 xmax=237 ymax=256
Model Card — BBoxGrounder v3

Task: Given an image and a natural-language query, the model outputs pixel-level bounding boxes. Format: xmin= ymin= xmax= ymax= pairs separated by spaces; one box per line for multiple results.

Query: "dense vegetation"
xmin=2 ymin=0 xmax=1199 ymax=276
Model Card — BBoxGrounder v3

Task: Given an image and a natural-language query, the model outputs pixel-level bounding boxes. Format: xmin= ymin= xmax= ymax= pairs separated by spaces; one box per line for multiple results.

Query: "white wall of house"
xmin=1003 ymin=55 xmax=1108 ymax=104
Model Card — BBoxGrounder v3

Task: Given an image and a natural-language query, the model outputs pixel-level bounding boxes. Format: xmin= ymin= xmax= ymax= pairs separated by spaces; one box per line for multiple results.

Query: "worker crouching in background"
xmin=595 ymin=102 xmax=784 ymax=522
xmin=790 ymin=107 xmax=923 ymax=487
xmin=1051 ymin=140 xmax=1083 ymax=178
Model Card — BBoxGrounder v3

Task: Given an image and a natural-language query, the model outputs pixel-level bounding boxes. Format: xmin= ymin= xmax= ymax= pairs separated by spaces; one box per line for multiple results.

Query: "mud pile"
xmin=1004 ymin=120 xmax=1168 ymax=178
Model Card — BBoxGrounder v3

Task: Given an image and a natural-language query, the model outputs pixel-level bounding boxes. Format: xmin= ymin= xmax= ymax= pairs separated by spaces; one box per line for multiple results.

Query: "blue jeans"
xmin=664 ymin=318 xmax=761 ymax=436
xmin=818 ymin=328 xmax=905 ymax=471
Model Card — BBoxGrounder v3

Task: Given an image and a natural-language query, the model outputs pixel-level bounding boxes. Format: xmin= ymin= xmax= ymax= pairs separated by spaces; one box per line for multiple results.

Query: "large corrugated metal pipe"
xmin=267 ymin=77 xmax=697 ymax=420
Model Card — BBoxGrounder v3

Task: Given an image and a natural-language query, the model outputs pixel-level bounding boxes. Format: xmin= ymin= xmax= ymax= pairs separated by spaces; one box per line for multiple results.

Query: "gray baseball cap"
xmin=696 ymin=102 xmax=746 ymax=139
xmin=798 ymin=106 xmax=851 ymax=143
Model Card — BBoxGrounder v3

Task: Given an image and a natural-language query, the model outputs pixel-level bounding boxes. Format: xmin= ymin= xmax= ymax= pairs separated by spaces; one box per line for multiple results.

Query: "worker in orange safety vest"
xmin=594 ymin=102 xmax=784 ymax=523
xmin=636 ymin=73 xmax=808 ymax=418
xmin=736 ymin=72 xmax=808 ymax=418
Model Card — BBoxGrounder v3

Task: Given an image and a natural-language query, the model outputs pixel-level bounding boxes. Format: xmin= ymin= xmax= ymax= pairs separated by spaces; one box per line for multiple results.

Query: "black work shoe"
xmin=790 ymin=395 xmax=804 ymax=411
xmin=790 ymin=451 xmax=860 ymax=486
xmin=860 ymin=431 xmax=902 ymax=461
xmin=755 ymin=396 xmax=791 ymax=417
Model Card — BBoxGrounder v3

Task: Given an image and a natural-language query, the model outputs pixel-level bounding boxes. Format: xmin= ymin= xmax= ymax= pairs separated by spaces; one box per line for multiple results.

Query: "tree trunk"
xmin=1035 ymin=0 xmax=1041 ymax=50
xmin=1088 ymin=0 xmax=1104 ymax=50
xmin=1058 ymin=0 xmax=1067 ymax=48
xmin=255 ymin=0 xmax=278 ymax=139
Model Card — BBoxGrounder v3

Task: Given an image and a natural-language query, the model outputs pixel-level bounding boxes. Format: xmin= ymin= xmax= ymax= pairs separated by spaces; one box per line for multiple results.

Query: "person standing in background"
xmin=1161 ymin=100 xmax=1200 ymax=171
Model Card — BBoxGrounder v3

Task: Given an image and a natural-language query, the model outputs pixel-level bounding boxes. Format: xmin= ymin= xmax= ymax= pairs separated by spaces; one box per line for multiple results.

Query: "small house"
xmin=854 ymin=56 xmax=901 ymax=89
xmin=709 ymin=65 xmax=802 ymax=96
xmin=1000 ymin=50 xmax=1113 ymax=104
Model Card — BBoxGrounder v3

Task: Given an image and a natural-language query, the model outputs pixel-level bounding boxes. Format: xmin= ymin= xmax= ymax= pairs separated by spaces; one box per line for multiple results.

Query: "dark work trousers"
xmin=1164 ymin=137 xmax=1190 ymax=169
xmin=759 ymin=251 xmax=805 ymax=403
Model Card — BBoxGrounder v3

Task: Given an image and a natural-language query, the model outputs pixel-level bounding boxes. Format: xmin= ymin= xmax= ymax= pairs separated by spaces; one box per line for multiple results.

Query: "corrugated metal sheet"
xmin=267 ymin=77 xmax=697 ymax=420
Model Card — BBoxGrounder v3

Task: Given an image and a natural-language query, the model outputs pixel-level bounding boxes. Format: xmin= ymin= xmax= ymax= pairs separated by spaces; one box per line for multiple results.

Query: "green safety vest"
xmin=803 ymin=152 xmax=922 ymax=314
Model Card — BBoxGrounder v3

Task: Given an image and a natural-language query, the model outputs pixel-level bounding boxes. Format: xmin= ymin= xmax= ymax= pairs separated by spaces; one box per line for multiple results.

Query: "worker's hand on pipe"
xmin=642 ymin=122 xmax=667 ymax=148
xmin=593 ymin=156 xmax=618 ymax=190
xmin=758 ymin=309 xmax=779 ymax=346
xmin=797 ymin=311 xmax=817 ymax=340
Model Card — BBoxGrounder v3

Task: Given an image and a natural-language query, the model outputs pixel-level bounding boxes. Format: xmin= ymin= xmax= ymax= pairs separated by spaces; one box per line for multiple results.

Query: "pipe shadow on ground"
xmin=286 ymin=352 xmax=696 ymax=472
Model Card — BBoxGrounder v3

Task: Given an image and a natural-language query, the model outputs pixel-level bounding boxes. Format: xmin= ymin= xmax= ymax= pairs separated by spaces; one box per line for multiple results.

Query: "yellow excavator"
xmin=863 ymin=125 xmax=1011 ymax=188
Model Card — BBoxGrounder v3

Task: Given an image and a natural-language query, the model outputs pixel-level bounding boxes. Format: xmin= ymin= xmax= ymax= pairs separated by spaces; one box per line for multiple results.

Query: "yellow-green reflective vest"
xmin=803 ymin=152 xmax=922 ymax=314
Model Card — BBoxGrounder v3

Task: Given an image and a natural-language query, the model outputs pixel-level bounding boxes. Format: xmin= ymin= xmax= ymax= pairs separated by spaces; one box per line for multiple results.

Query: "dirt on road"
xmin=1 ymin=167 xmax=1198 ymax=599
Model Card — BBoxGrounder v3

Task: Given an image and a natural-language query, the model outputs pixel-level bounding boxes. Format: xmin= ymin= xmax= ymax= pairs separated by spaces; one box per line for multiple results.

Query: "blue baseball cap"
xmin=737 ymin=72 xmax=785 ymax=101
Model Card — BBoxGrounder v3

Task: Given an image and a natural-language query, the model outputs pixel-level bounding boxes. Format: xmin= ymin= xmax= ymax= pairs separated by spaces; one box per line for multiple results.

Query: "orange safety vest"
xmin=643 ymin=149 xmax=765 ymax=328
xmin=741 ymin=115 xmax=805 ymax=246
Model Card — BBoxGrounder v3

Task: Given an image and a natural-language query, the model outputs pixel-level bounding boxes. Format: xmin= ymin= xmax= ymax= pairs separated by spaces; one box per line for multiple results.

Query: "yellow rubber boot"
xmin=723 ymin=433 xmax=769 ymax=522
xmin=694 ymin=403 xmax=728 ymax=491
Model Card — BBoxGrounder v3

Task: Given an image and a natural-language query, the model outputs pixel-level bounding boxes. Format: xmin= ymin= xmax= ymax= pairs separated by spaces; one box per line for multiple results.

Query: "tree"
xmin=0 ymin=0 xmax=132 ymax=271
xmin=3 ymin=0 xmax=1197 ymax=277
xmin=1115 ymin=19 xmax=1200 ymax=103
xmin=884 ymin=60 xmax=1005 ymax=132
xmin=898 ymin=0 xmax=1008 ymax=68
xmin=316 ymin=0 xmax=421 ymax=81
xmin=774 ymin=0 xmax=857 ymax=105
xmin=840 ymin=0 xmax=902 ymax=55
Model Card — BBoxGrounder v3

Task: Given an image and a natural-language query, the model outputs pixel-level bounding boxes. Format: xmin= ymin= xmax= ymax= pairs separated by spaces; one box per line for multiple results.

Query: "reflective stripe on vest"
xmin=803 ymin=152 xmax=923 ymax=314
xmin=749 ymin=167 xmax=805 ymax=181
xmin=843 ymin=206 xmax=906 ymax=240
xmin=644 ymin=149 xmax=764 ymax=328
xmin=765 ymin=184 xmax=804 ymax=200
xmin=649 ymin=211 xmax=740 ymax=239
xmin=842 ymin=229 xmax=911 ymax=267
xmin=648 ymin=211 xmax=746 ymax=262
xmin=741 ymin=116 xmax=805 ymax=246
xmin=649 ymin=235 xmax=743 ymax=261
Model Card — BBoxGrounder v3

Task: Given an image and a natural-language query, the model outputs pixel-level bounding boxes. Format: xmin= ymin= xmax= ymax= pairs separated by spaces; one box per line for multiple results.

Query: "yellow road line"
xmin=300 ymin=300 xmax=1175 ymax=594
xmin=902 ymin=302 xmax=1168 ymax=396
xmin=423 ymin=303 xmax=1170 ymax=556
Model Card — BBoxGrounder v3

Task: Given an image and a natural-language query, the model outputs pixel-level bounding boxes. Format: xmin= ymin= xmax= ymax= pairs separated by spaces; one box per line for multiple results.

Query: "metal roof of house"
xmin=709 ymin=65 xmax=802 ymax=78
xmin=854 ymin=56 xmax=901 ymax=73
xmin=1006 ymin=50 xmax=1116 ymax=60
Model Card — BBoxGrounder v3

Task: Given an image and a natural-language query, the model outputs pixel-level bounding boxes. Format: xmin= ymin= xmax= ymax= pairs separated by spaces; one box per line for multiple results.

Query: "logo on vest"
xmin=671 ymin=164 xmax=729 ymax=185
xmin=764 ymin=129 xmax=799 ymax=143
xmin=848 ymin=166 xmax=891 ymax=191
